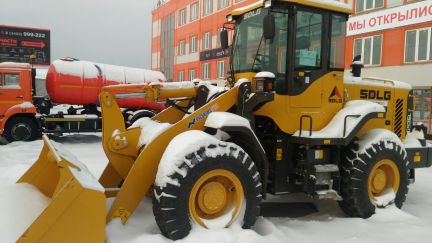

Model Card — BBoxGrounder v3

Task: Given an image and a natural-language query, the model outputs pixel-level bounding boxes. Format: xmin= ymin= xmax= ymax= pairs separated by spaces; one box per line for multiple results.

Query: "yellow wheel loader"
xmin=16 ymin=0 xmax=432 ymax=242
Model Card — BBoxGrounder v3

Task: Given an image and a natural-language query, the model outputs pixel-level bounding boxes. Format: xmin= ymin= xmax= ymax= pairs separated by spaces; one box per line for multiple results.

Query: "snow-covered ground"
xmin=1 ymin=134 xmax=432 ymax=243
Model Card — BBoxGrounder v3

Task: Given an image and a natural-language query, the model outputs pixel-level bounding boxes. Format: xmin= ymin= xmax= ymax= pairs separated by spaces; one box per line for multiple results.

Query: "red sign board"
xmin=0 ymin=25 xmax=51 ymax=65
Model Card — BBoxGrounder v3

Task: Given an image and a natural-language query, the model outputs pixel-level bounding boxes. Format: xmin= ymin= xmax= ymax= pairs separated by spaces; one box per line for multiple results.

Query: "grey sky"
xmin=0 ymin=0 xmax=157 ymax=69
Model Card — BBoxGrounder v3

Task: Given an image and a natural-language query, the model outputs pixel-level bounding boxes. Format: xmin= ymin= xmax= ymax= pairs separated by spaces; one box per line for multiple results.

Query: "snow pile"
xmin=374 ymin=189 xmax=396 ymax=207
xmin=0 ymin=183 xmax=50 ymax=243
xmin=344 ymin=76 xmax=412 ymax=90
xmin=50 ymin=140 xmax=105 ymax=192
xmin=1 ymin=134 xmax=432 ymax=242
xmin=205 ymin=112 xmax=251 ymax=129
xmin=357 ymin=129 xmax=403 ymax=154
xmin=9 ymin=102 xmax=35 ymax=111
xmin=129 ymin=117 xmax=171 ymax=147
xmin=0 ymin=141 xmax=43 ymax=185
xmin=294 ymin=100 xmax=385 ymax=138
xmin=200 ymin=81 xmax=227 ymax=101
xmin=155 ymin=131 xmax=221 ymax=188
xmin=404 ymin=129 xmax=424 ymax=148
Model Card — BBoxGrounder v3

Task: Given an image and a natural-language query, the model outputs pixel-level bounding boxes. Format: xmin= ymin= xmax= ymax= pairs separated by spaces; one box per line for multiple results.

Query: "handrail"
xmin=299 ymin=115 xmax=313 ymax=137
xmin=343 ymin=115 xmax=361 ymax=137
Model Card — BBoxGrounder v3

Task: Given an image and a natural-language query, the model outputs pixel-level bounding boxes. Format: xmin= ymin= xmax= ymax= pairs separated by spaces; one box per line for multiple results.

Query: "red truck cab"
xmin=0 ymin=63 xmax=39 ymax=141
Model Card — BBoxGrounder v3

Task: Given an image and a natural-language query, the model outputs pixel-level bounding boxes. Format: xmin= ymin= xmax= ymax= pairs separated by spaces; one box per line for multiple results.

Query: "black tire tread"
xmin=152 ymin=141 xmax=262 ymax=240
xmin=338 ymin=139 xmax=409 ymax=218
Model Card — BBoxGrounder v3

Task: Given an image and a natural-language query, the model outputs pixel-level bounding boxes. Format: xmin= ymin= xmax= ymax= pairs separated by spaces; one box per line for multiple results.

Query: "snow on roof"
xmin=230 ymin=0 xmax=263 ymax=15
xmin=52 ymin=59 xmax=167 ymax=84
xmin=0 ymin=62 xmax=31 ymax=68
xmin=306 ymin=0 xmax=352 ymax=11
xmin=230 ymin=0 xmax=352 ymax=16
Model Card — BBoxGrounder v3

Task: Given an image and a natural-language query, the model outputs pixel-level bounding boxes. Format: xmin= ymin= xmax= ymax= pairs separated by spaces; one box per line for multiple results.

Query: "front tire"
xmin=4 ymin=117 xmax=39 ymax=142
xmin=152 ymin=142 xmax=262 ymax=240
xmin=339 ymin=138 xmax=409 ymax=218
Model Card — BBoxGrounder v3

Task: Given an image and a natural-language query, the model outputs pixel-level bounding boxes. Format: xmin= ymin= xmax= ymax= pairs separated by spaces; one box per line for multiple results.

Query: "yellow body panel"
xmin=104 ymin=85 xmax=240 ymax=223
xmin=344 ymin=79 xmax=410 ymax=140
xmin=16 ymin=136 xmax=105 ymax=243
xmin=255 ymin=72 xmax=344 ymax=134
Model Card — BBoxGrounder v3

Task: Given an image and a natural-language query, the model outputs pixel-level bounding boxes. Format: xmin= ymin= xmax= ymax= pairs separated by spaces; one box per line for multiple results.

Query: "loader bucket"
xmin=16 ymin=135 xmax=106 ymax=243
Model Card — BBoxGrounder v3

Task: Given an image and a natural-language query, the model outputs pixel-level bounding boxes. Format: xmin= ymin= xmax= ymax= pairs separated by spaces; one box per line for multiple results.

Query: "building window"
xmin=179 ymin=8 xmax=187 ymax=26
xmin=353 ymin=35 xmax=382 ymax=66
xmin=190 ymin=69 xmax=197 ymax=80
xmin=178 ymin=71 xmax=185 ymax=81
xmin=219 ymin=0 xmax=229 ymax=10
xmin=356 ymin=0 xmax=384 ymax=12
xmin=190 ymin=2 xmax=199 ymax=21
xmin=202 ymin=63 xmax=210 ymax=79
xmin=217 ymin=28 xmax=224 ymax=48
xmin=217 ymin=61 xmax=226 ymax=79
xmin=190 ymin=36 xmax=197 ymax=53
xmin=204 ymin=0 xmax=213 ymax=16
xmin=178 ymin=40 xmax=186 ymax=56
xmin=203 ymin=32 xmax=211 ymax=50
xmin=405 ymin=28 xmax=432 ymax=63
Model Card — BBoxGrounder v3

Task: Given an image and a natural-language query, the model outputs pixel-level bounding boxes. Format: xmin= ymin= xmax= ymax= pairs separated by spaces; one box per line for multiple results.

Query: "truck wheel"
xmin=152 ymin=142 xmax=262 ymax=240
xmin=338 ymin=139 xmax=409 ymax=218
xmin=4 ymin=117 xmax=39 ymax=142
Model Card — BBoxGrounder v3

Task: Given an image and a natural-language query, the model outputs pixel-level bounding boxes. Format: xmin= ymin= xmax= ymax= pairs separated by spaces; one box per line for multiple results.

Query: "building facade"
xmin=151 ymin=0 xmax=258 ymax=82
xmin=345 ymin=0 xmax=432 ymax=133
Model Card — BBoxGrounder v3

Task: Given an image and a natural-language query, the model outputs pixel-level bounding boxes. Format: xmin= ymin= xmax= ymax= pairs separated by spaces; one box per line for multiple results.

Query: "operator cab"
xmin=221 ymin=0 xmax=350 ymax=95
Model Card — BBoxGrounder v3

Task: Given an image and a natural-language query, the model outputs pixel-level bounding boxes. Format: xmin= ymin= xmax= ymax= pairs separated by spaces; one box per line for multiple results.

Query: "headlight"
xmin=227 ymin=15 xmax=233 ymax=22
xmin=264 ymin=0 xmax=272 ymax=8
xmin=256 ymin=79 xmax=265 ymax=92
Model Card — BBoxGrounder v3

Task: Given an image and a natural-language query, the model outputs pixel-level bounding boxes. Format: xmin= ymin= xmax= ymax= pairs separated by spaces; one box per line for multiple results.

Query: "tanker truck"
xmin=0 ymin=58 xmax=166 ymax=143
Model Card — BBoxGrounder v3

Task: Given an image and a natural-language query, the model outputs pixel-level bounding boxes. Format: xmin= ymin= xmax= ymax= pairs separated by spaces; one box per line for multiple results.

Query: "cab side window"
xmin=0 ymin=74 xmax=20 ymax=88
xmin=295 ymin=10 xmax=323 ymax=69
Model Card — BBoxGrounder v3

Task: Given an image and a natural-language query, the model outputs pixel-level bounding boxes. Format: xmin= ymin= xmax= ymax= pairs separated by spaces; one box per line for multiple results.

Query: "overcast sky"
xmin=0 ymin=0 xmax=157 ymax=69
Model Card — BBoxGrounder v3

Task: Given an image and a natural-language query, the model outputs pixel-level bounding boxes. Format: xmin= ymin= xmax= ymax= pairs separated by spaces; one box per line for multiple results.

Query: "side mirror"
xmin=263 ymin=14 xmax=275 ymax=40
xmin=220 ymin=29 xmax=229 ymax=49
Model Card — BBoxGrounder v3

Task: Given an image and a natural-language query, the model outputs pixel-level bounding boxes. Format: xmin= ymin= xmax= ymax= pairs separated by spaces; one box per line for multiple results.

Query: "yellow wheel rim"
xmin=368 ymin=159 xmax=400 ymax=200
xmin=189 ymin=169 xmax=244 ymax=228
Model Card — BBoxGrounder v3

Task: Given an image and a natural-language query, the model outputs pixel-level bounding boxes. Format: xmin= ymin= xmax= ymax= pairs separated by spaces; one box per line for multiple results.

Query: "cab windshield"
xmin=231 ymin=8 xmax=289 ymax=75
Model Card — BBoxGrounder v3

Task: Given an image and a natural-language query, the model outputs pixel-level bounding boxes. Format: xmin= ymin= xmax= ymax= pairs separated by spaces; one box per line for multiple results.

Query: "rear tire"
xmin=152 ymin=142 xmax=262 ymax=240
xmin=338 ymin=139 xmax=409 ymax=218
xmin=4 ymin=117 xmax=39 ymax=142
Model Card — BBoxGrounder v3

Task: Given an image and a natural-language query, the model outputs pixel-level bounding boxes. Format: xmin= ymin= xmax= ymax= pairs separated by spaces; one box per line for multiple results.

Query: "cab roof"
xmin=0 ymin=62 xmax=31 ymax=69
xmin=229 ymin=0 xmax=353 ymax=16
